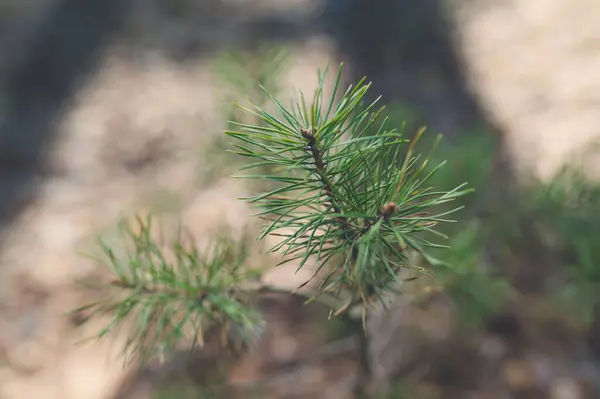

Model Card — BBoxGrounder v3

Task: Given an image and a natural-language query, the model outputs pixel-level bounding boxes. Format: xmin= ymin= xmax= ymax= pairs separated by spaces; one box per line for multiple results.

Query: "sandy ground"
xmin=454 ymin=0 xmax=600 ymax=180
xmin=0 ymin=36 xmax=339 ymax=398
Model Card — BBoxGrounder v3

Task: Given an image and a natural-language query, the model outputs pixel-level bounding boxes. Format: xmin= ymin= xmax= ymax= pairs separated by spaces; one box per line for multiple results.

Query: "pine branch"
xmin=72 ymin=215 xmax=264 ymax=365
xmin=226 ymin=63 xmax=472 ymax=315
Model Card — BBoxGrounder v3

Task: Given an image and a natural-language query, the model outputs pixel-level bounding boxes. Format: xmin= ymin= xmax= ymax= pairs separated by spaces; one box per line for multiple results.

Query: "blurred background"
xmin=1 ymin=0 xmax=600 ymax=398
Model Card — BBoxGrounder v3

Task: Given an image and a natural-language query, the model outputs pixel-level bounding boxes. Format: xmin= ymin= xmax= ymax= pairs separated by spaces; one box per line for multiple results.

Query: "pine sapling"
xmin=226 ymin=63 xmax=471 ymax=325
xmin=73 ymin=63 xmax=471 ymax=395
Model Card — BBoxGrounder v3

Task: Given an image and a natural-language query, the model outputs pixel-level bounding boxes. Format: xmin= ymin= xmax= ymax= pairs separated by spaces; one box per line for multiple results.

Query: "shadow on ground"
xmin=0 ymin=0 xmax=513 ymax=251
xmin=0 ymin=0 xmax=132 ymax=244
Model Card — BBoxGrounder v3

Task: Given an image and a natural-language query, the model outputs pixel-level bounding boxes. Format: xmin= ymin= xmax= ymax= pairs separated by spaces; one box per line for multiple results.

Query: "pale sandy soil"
xmin=454 ymin=0 xmax=600 ymax=180
xmin=0 ymin=36 xmax=338 ymax=398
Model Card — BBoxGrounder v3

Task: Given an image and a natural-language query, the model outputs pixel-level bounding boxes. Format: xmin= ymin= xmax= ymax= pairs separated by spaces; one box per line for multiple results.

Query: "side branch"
xmin=300 ymin=128 xmax=341 ymax=215
xmin=300 ymin=128 xmax=356 ymax=240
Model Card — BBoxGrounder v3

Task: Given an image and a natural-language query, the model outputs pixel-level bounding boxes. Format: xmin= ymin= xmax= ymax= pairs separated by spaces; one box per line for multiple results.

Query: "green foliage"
xmin=362 ymin=102 xmax=424 ymax=140
xmin=199 ymin=45 xmax=290 ymax=187
xmin=420 ymin=133 xmax=600 ymax=328
xmin=403 ymin=132 xmax=516 ymax=325
xmin=225 ymin=63 xmax=472 ymax=317
xmin=527 ymin=164 xmax=600 ymax=321
xmin=74 ymin=215 xmax=264 ymax=365
xmin=423 ymin=133 xmax=496 ymax=204
xmin=213 ymin=45 xmax=290 ymax=102
xmin=420 ymin=134 xmax=513 ymax=327
xmin=433 ymin=221 xmax=513 ymax=328
xmin=214 ymin=44 xmax=290 ymax=142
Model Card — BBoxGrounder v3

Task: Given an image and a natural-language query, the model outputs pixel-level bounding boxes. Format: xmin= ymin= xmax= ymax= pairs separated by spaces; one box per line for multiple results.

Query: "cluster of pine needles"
xmin=74 ymin=63 xmax=470 ymax=365
xmin=226 ymin=64 xmax=470 ymax=319
xmin=73 ymin=216 xmax=264 ymax=365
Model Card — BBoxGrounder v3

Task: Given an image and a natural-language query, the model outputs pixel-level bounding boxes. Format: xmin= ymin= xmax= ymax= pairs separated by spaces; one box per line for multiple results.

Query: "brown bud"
xmin=300 ymin=128 xmax=315 ymax=140
xmin=380 ymin=201 xmax=398 ymax=217
xmin=300 ymin=128 xmax=312 ymax=139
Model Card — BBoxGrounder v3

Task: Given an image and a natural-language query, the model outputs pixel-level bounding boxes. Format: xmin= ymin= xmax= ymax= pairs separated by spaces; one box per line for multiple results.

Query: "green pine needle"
xmin=226 ymin=63 xmax=473 ymax=312
xmin=73 ymin=215 xmax=264 ymax=365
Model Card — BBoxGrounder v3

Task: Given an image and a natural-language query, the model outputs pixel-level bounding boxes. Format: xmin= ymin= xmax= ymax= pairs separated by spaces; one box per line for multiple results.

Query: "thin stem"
xmin=353 ymin=329 xmax=372 ymax=399
xmin=301 ymin=128 xmax=344 ymax=215
xmin=108 ymin=276 xmax=239 ymax=307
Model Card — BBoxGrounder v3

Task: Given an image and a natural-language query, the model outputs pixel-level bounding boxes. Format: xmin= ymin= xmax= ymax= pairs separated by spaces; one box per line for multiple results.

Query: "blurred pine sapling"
xmin=74 ymin=216 xmax=264 ymax=365
xmin=199 ymin=46 xmax=290 ymax=186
